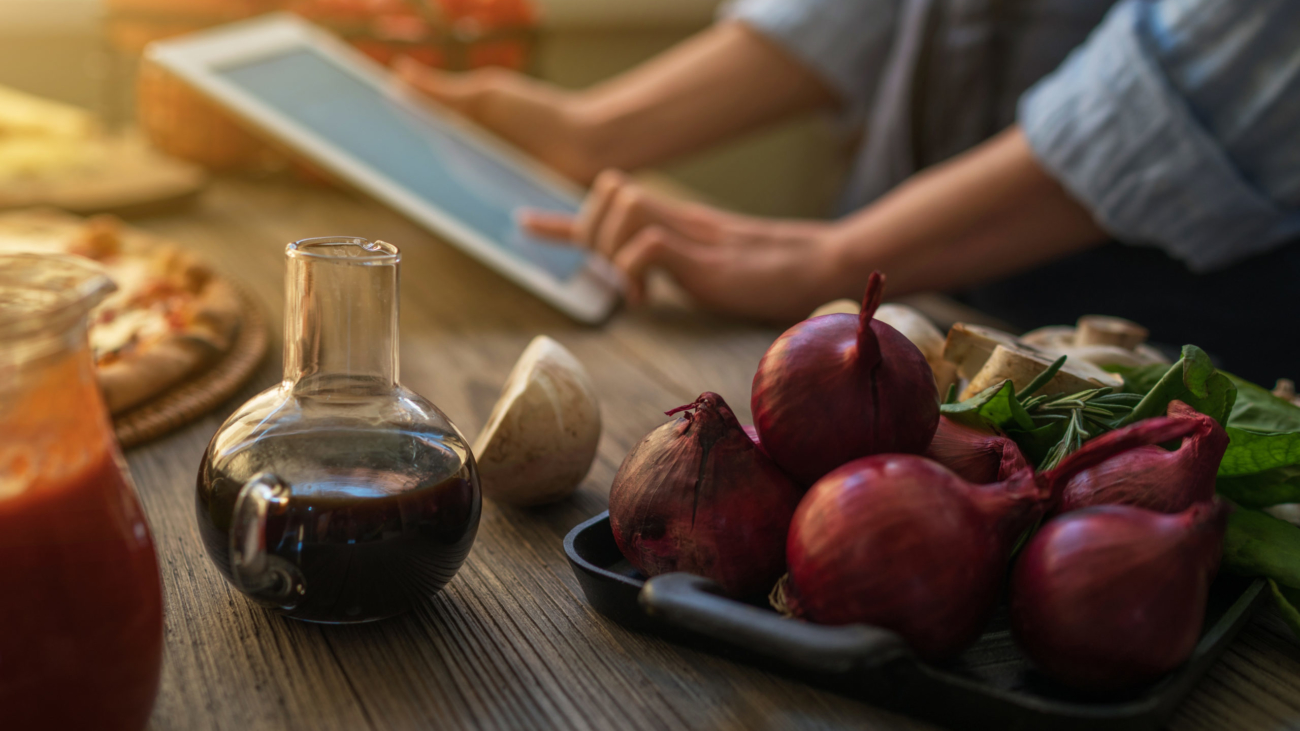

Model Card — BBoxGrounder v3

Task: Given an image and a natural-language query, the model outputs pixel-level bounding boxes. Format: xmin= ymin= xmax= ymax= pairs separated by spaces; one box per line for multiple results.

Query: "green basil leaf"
xmin=1224 ymin=372 xmax=1300 ymax=434
xmin=1217 ymin=467 xmax=1300 ymax=509
xmin=1007 ymin=421 xmax=1069 ymax=470
xmin=1122 ymin=345 xmax=1236 ymax=426
xmin=1268 ymin=580 xmax=1300 ymax=640
xmin=940 ymin=380 xmax=1034 ymax=432
xmin=1220 ymin=427 xmax=1300 ymax=477
xmin=1110 ymin=363 xmax=1171 ymax=395
xmin=1222 ymin=507 xmax=1300 ymax=588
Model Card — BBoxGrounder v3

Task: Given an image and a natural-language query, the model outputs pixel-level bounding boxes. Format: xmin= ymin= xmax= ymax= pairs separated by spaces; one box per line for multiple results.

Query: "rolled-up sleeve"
xmin=1019 ymin=0 xmax=1300 ymax=272
xmin=721 ymin=0 xmax=898 ymax=120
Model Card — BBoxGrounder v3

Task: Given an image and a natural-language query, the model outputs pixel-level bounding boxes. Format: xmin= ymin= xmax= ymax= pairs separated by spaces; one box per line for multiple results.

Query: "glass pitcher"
xmin=196 ymin=238 xmax=480 ymax=623
xmin=0 ymin=253 xmax=165 ymax=731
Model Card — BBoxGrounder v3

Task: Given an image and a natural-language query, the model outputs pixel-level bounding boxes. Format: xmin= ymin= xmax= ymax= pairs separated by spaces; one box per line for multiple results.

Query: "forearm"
xmin=572 ymin=21 xmax=838 ymax=172
xmin=827 ymin=127 xmax=1109 ymax=299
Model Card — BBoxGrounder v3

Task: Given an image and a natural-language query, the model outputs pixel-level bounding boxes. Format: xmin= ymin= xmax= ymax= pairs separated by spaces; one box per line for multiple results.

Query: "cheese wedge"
xmin=0 ymin=85 xmax=94 ymax=140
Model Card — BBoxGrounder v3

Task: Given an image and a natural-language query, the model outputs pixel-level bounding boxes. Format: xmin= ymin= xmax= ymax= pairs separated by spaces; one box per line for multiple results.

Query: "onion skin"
xmin=1058 ymin=400 xmax=1229 ymax=514
xmin=609 ymin=392 xmax=804 ymax=598
xmin=1011 ymin=500 xmax=1228 ymax=691
xmin=752 ymin=271 xmax=939 ymax=486
xmin=785 ymin=455 xmax=1045 ymax=659
xmin=784 ymin=415 xmax=1199 ymax=660
xmin=742 ymin=424 xmax=769 ymax=458
xmin=925 ymin=416 xmax=1029 ymax=484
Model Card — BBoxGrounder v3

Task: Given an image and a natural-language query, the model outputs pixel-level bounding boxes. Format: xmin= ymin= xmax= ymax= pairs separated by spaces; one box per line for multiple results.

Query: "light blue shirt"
xmin=726 ymin=0 xmax=1300 ymax=272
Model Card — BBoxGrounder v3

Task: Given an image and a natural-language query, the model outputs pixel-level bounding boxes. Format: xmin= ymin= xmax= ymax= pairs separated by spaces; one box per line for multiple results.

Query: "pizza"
xmin=0 ymin=209 xmax=240 ymax=414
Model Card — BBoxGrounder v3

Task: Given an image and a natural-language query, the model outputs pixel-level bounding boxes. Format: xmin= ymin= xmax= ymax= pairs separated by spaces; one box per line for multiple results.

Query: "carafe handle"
xmin=230 ymin=472 xmax=307 ymax=609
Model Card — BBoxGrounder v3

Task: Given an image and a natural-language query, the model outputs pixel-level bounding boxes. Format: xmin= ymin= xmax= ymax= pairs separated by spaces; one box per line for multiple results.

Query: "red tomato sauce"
xmin=0 ymin=435 xmax=164 ymax=730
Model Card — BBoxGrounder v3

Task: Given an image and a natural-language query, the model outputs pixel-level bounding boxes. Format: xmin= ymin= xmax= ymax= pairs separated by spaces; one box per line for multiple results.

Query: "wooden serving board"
xmin=0 ymin=132 xmax=207 ymax=216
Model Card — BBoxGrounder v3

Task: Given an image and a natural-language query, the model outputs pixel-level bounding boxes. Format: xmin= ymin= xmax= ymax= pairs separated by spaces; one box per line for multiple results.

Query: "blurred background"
xmin=0 ymin=0 xmax=846 ymax=217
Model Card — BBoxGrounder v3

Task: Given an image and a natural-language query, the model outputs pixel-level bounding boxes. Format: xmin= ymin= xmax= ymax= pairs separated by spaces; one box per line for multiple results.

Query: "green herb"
xmin=1222 ymin=507 xmax=1300 ymax=588
xmin=1037 ymin=409 xmax=1089 ymax=471
xmin=1215 ymin=427 xmax=1300 ymax=508
xmin=1120 ymin=345 xmax=1236 ymax=426
xmin=940 ymin=379 xmax=1033 ymax=432
xmin=1217 ymin=467 xmax=1300 ymax=510
xmin=940 ymin=355 xmax=1143 ymax=468
xmin=1269 ymin=580 xmax=1300 ymax=639
xmin=1005 ymin=420 xmax=1069 ymax=468
xmin=1223 ymin=372 xmax=1300 ymax=433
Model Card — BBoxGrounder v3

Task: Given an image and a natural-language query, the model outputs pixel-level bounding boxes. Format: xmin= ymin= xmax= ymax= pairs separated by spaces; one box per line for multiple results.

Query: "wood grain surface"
xmin=124 ymin=177 xmax=1300 ymax=731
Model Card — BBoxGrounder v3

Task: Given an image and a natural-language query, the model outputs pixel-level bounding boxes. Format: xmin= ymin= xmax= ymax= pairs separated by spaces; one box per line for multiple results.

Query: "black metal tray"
xmin=565 ymin=511 xmax=1265 ymax=731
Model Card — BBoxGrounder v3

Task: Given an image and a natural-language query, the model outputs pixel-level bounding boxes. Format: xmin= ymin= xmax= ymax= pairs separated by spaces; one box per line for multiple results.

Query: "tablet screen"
xmin=217 ymin=48 xmax=589 ymax=281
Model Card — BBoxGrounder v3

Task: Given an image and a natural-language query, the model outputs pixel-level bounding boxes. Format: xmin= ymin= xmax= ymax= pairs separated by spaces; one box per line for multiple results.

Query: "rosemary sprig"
xmin=945 ymin=352 xmax=1149 ymax=470
xmin=1038 ymin=409 xmax=1091 ymax=470
xmin=1021 ymin=385 xmax=1147 ymax=468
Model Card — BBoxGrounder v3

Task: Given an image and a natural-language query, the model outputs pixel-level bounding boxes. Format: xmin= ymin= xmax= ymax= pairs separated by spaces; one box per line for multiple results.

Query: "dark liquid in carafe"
xmin=196 ymin=429 xmax=480 ymax=623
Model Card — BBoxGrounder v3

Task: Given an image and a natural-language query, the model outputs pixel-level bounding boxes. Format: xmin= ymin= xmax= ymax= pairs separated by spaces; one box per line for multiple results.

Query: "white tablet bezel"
xmin=147 ymin=12 xmax=620 ymax=324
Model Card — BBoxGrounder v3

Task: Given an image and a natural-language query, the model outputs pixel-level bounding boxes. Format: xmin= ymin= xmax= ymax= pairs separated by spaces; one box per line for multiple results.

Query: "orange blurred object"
xmin=110 ymin=0 xmax=537 ymax=171
xmin=136 ymin=61 xmax=273 ymax=171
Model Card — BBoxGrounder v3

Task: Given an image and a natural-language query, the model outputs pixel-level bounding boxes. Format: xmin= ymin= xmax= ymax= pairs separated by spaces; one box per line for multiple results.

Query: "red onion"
xmin=1058 ymin=400 xmax=1229 ymax=514
xmin=925 ymin=416 xmax=1029 ymax=484
xmin=609 ymin=392 xmax=803 ymax=598
xmin=782 ymin=416 xmax=1197 ymax=660
xmin=1011 ymin=500 xmax=1229 ymax=691
xmin=751 ymin=271 xmax=939 ymax=486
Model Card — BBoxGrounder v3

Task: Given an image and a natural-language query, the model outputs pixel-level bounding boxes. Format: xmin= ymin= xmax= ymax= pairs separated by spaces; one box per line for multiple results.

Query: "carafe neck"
xmin=283 ymin=238 xmax=400 ymax=395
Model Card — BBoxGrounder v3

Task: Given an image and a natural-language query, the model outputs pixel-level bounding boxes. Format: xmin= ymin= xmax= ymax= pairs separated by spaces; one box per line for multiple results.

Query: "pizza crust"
xmin=98 ymin=337 xmax=216 ymax=413
xmin=0 ymin=208 xmax=243 ymax=414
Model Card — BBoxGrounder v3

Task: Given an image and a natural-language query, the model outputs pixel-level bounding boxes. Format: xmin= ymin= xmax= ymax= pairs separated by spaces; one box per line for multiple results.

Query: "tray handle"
xmin=639 ymin=573 xmax=910 ymax=675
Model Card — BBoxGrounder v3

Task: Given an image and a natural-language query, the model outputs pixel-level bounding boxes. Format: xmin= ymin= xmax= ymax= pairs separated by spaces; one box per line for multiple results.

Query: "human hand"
xmin=521 ymin=171 xmax=848 ymax=322
xmin=394 ymin=57 xmax=600 ymax=183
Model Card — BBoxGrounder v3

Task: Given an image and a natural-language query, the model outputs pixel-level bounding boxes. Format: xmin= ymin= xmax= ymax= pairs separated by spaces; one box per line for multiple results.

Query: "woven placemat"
xmin=114 ymin=284 xmax=269 ymax=449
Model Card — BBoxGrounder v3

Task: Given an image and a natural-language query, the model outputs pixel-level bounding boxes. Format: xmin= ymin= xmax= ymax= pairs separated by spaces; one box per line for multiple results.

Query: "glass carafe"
xmin=196 ymin=238 xmax=480 ymax=623
xmin=0 ymin=253 xmax=165 ymax=731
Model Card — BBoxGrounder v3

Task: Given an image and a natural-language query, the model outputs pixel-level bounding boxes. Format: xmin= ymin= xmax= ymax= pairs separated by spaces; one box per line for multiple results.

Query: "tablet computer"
xmin=147 ymin=13 xmax=620 ymax=324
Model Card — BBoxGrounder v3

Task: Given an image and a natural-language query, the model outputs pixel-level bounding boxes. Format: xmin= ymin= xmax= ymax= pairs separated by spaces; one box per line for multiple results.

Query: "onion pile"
xmin=604 ymin=276 xmax=1236 ymax=693
xmin=780 ymin=416 xmax=1196 ymax=660
xmin=608 ymin=392 xmax=803 ymax=598
xmin=751 ymin=272 xmax=939 ymax=486
xmin=1011 ymin=500 xmax=1229 ymax=690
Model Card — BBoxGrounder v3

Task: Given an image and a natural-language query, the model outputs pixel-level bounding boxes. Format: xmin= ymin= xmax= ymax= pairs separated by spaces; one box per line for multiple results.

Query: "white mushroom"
xmin=472 ymin=336 xmax=601 ymax=507
xmin=1022 ymin=317 xmax=1169 ymax=369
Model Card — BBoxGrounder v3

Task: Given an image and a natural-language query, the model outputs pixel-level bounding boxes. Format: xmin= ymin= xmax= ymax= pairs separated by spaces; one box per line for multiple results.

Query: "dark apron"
xmin=844 ymin=0 xmax=1299 ymax=384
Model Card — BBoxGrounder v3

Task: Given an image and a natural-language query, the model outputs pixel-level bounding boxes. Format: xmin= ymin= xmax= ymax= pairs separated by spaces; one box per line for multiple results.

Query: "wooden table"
xmin=125 ymin=177 xmax=1300 ymax=731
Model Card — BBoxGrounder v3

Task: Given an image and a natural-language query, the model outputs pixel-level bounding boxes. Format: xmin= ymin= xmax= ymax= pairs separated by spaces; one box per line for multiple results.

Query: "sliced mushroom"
xmin=943 ymin=323 xmax=1024 ymax=380
xmin=960 ymin=343 xmax=1122 ymax=401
